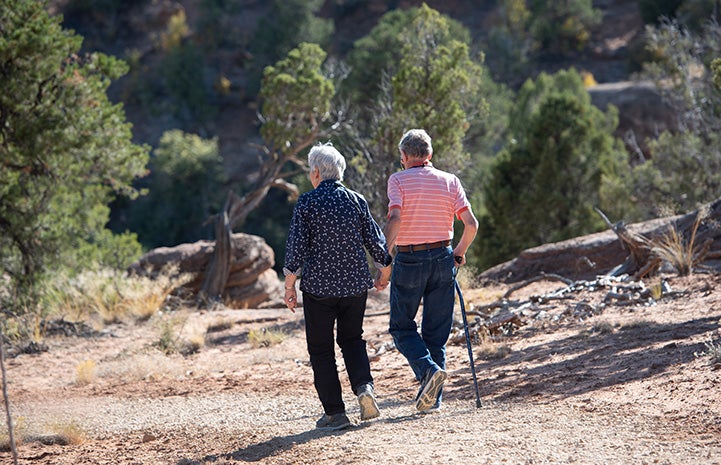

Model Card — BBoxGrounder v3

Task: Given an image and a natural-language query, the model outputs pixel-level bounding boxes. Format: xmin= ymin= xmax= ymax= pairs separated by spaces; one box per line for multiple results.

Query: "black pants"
xmin=302 ymin=291 xmax=373 ymax=415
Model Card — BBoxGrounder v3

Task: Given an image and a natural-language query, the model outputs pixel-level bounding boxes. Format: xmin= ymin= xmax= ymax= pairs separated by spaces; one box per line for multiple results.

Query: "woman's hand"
xmin=284 ymin=288 xmax=297 ymax=313
xmin=374 ymin=265 xmax=392 ymax=291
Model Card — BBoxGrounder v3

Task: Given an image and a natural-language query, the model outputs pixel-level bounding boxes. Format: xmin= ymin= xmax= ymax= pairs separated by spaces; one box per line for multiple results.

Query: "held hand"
xmin=374 ymin=276 xmax=388 ymax=291
xmin=374 ymin=266 xmax=391 ymax=291
xmin=284 ymin=289 xmax=297 ymax=313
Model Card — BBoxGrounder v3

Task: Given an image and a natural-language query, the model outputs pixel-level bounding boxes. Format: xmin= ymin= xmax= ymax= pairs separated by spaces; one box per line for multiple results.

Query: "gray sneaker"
xmin=357 ymin=384 xmax=380 ymax=421
xmin=315 ymin=413 xmax=351 ymax=431
xmin=415 ymin=368 xmax=447 ymax=412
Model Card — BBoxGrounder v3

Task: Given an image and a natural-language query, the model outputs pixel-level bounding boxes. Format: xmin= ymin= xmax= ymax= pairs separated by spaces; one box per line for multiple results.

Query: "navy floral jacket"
xmin=283 ymin=180 xmax=392 ymax=297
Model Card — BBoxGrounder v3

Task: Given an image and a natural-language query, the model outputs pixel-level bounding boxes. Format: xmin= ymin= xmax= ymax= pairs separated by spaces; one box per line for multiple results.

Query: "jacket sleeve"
xmin=358 ymin=195 xmax=392 ymax=267
xmin=283 ymin=199 xmax=309 ymax=275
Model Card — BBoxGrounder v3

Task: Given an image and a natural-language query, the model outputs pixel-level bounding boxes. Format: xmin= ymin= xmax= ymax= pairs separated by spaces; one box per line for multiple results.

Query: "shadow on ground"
xmin=446 ymin=316 xmax=718 ymax=402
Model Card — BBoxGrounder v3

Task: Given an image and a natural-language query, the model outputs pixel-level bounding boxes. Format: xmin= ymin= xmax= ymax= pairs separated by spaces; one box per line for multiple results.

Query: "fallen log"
xmin=480 ymin=197 xmax=721 ymax=284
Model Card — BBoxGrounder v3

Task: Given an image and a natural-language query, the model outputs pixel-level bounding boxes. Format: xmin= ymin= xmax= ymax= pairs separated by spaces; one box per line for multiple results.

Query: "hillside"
xmin=8 ymin=6 xmax=717 ymax=459
xmin=49 ymin=0 xmax=651 ymax=188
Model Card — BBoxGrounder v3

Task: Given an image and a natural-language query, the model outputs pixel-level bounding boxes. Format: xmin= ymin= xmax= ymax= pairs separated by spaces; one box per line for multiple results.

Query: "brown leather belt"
xmin=395 ymin=240 xmax=451 ymax=253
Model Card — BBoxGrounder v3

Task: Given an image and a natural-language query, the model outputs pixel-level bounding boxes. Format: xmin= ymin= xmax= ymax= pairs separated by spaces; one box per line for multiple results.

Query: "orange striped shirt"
xmin=387 ymin=162 xmax=471 ymax=245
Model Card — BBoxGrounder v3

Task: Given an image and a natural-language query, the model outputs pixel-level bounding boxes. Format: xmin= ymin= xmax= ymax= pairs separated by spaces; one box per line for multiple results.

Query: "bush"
xmin=475 ymin=69 xmax=630 ymax=268
xmin=528 ymin=0 xmax=602 ymax=54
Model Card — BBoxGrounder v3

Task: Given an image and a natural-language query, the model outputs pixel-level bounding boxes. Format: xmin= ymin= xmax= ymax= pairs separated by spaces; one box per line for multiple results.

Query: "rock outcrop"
xmin=129 ymin=233 xmax=282 ymax=309
xmin=589 ymin=81 xmax=678 ymax=159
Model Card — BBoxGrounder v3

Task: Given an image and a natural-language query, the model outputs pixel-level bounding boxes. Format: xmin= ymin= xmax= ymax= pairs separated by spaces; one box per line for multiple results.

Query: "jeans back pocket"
xmin=392 ymin=258 xmax=423 ymax=288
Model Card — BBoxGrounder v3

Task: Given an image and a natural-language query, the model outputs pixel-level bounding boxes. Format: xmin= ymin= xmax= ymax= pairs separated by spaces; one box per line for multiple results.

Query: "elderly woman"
xmin=283 ymin=142 xmax=392 ymax=431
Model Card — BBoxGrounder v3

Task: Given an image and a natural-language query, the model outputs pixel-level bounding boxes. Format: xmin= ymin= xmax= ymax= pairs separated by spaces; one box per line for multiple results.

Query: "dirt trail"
xmin=4 ymin=275 xmax=721 ymax=464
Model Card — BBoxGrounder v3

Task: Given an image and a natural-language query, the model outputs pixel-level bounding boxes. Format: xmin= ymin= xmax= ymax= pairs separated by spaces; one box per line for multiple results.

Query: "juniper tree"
xmin=0 ymin=0 xmax=149 ymax=312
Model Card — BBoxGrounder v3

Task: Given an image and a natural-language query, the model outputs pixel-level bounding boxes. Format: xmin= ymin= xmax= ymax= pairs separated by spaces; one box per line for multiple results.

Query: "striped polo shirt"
xmin=387 ymin=162 xmax=471 ymax=246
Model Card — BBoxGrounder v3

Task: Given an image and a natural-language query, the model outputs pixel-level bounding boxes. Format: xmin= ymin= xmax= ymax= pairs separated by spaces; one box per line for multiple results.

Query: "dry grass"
xmin=155 ymin=312 xmax=186 ymax=354
xmin=0 ymin=313 xmax=47 ymax=346
xmin=182 ymin=332 xmax=206 ymax=355
xmin=649 ymin=279 xmax=664 ymax=300
xmin=0 ymin=416 xmax=26 ymax=452
xmin=590 ymin=321 xmax=615 ymax=335
xmin=154 ymin=310 xmax=207 ymax=355
xmin=651 ymin=212 xmax=707 ymax=276
xmin=45 ymin=421 xmax=87 ymax=445
xmin=248 ymin=327 xmax=286 ymax=348
xmin=75 ymin=359 xmax=97 ymax=385
xmin=699 ymin=337 xmax=721 ymax=365
xmin=456 ymin=265 xmax=480 ymax=290
xmin=98 ymin=352 xmax=186 ymax=382
xmin=620 ymin=319 xmax=653 ymax=330
xmin=42 ymin=266 xmax=192 ymax=328
xmin=476 ymin=341 xmax=513 ymax=360
xmin=207 ymin=317 xmax=234 ymax=333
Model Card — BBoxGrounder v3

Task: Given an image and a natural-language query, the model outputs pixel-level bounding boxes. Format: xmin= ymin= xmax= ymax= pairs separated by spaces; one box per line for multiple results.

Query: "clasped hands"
xmin=374 ymin=265 xmax=392 ymax=291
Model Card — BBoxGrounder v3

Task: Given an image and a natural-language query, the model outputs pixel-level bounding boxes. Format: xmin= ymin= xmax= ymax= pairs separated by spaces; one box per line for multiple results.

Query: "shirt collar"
xmin=407 ymin=160 xmax=433 ymax=169
xmin=317 ymin=179 xmax=342 ymax=188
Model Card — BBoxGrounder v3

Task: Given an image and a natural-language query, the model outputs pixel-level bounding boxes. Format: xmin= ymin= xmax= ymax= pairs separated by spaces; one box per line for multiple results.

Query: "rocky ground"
xmin=2 ymin=272 xmax=721 ymax=464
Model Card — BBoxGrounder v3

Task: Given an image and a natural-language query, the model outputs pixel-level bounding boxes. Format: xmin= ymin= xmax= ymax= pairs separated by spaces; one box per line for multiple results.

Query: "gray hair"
xmin=308 ymin=142 xmax=346 ymax=181
xmin=399 ymin=129 xmax=433 ymax=158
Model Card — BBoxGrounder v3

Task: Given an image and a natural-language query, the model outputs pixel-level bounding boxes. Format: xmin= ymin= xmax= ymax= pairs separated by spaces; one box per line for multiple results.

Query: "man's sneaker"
xmin=357 ymin=384 xmax=380 ymax=421
xmin=415 ymin=368 xmax=447 ymax=412
xmin=315 ymin=413 xmax=351 ymax=431
xmin=418 ymin=400 xmax=441 ymax=415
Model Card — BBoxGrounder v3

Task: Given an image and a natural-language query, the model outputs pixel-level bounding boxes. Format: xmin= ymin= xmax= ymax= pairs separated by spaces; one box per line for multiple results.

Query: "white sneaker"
xmin=357 ymin=384 xmax=380 ymax=420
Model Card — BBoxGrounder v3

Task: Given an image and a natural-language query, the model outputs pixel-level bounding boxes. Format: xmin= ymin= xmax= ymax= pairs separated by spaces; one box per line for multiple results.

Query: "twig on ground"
xmin=1 ymin=329 xmax=19 ymax=465
xmin=502 ymin=273 xmax=574 ymax=300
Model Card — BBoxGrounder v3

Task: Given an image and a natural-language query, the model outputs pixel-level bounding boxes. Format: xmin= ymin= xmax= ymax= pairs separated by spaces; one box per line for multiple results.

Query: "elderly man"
xmin=378 ymin=129 xmax=478 ymax=413
xmin=284 ymin=142 xmax=393 ymax=430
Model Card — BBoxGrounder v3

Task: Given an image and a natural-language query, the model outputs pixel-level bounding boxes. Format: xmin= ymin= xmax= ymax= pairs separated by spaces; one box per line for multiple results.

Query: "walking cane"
xmin=454 ymin=257 xmax=482 ymax=408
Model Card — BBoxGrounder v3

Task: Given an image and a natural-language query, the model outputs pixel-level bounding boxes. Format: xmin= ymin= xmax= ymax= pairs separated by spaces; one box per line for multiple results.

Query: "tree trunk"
xmin=200 ymin=209 xmax=231 ymax=301
xmin=199 ymin=137 xmax=311 ymax=304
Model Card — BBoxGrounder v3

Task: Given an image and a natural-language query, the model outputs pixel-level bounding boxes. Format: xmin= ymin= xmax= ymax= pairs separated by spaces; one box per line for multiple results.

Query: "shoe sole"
xmin=358 ymin=392 xmax=380 ymax=420
xmin=418 ymin=405 xmax=441 ymax=415
xmin=316 ymin=421 xmax=351 ymax=431
xmin=416 ymin=370 xmax=447 ymax=412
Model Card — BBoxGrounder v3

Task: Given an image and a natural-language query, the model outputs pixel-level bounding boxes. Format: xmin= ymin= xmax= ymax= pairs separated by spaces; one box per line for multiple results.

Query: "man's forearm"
xmin=455 ymin=209 xmax=479 ymax=256
xmin=384 ymin=212 xmax=401 ymax=252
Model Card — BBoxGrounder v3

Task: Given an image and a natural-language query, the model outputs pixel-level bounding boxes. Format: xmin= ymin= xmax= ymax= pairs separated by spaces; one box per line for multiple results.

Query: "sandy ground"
xmin=2 ymin=273 xmax=721 ymax=465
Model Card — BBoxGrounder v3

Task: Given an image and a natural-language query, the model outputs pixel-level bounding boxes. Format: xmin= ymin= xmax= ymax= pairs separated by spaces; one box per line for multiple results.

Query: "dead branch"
xmin=271 ymin=178 xmax=300 ymax=201
xmin=449 ymin=273 xmax=701 ymax=344
xmin=596 ymin=208 xmax=659 ymax=278
xmin=503 ymin=273 xmax=574 ymax=300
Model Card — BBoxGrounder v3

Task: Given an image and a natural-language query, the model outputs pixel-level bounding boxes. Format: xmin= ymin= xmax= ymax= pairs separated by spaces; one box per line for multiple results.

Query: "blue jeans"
xmin=389 ymin=246 xmax=455 ymax=387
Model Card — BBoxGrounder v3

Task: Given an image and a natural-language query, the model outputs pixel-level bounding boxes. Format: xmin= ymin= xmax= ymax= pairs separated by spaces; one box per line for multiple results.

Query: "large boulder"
xmin=129 ymin=233 xmax=283 ymax=309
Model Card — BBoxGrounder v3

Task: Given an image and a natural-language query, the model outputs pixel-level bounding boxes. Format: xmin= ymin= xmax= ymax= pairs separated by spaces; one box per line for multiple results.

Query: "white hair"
xmin=308 ymin=142 xmax=346 ymax=181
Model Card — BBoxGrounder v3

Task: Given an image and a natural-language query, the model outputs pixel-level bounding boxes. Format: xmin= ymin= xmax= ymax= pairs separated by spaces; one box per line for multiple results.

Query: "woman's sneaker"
xmin=315 ymin=413 xmax=351 ymax=431
xmin=357 ymin=384 xmax=380 ymax=420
